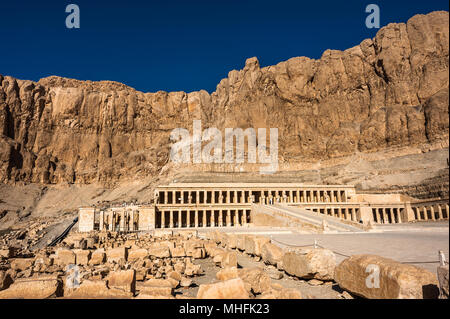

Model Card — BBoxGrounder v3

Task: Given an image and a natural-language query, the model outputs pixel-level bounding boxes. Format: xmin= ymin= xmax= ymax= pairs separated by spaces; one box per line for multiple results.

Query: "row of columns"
xmin=310 ymin=207 xmax=358 ymax=222
xmin=413 ymin=204 xmax=449 ymax=221
xmin=158 ymin=189 xmax=347 ymax=205
xmin=99 ymin=210 xmax=139 ymax=232
xmin=372 ymin=207 xmax=402 ymax=224
xmin=157 ymin=209 xmax=250 ymax=228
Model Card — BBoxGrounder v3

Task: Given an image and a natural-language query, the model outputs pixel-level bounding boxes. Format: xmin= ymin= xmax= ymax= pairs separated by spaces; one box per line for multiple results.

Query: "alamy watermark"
xmin=365 ymin=4 xmax=380 ymax=29
xmin=65 ymin=264 xmax=80 ymax=288
xmin=169 ymin=120 xmax=279 ymax=174
xmin=365 ymin=264 xmax=380 ymax=288
xmin=65 ymin=4 xmax=80 ymax=29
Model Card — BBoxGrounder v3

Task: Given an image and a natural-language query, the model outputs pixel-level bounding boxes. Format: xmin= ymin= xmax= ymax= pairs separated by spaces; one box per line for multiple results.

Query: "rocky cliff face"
xmin=0 ymin=11 xmax=448 ymax=187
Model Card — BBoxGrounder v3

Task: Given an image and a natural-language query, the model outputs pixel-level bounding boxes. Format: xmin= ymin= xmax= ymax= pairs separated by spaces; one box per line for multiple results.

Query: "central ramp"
xmin=253 ymin=204 xmax=365 ymax=233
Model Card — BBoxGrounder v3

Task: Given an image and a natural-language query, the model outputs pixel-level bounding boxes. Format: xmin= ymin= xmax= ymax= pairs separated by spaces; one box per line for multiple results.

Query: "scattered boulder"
xmin=106 ymin=247 xmax=127 ymax=263
xmin=238 ymin=267 xmax=272 ymax=294
xmin=0 ymin=275 xmax=63 ymax=299
xmin=437 ymin=264 xmax=449 ymax=299
xmin=107 ymin=269 xmax=136 ymax=294
xmin=148 ymin=245 xmax=170 ymax=258
xmin=282 ymin=248 xmax=336 ymax=281
xmin=261 ymin=243 xmax=284 ymax=266
xmin=89 ymin=249 xmax=106 ymax=265
xmin=66 ymin=280 xmax=133 ymax=299
xmin=197 ymin=278 xmax=249 ymax=299
xmin=55 ymin=249 xmax=76 ymax=266
xmin=334 ymin=254 xmax=440 ymax=299
xmin=128 ymin=248 xmax=148 ymax=262
xmin=216 ymin=267 xmax=239 ymax=281
xmin=10 ymin=258 xmax=34 ymax=271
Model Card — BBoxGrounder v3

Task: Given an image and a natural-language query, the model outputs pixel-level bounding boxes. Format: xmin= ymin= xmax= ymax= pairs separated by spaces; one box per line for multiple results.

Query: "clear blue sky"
xmin=0 ymin=0 xmax=448 ymax=93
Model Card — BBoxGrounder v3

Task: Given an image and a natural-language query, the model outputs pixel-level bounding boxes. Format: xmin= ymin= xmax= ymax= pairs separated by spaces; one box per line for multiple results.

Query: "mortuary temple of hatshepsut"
xmin=78 ymin=183 xmax=450 ymax=232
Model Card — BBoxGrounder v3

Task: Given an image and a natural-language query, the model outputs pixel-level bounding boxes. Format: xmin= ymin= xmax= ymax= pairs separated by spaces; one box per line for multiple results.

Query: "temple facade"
xmin=78 ymin=183 xmax=449 ymax=232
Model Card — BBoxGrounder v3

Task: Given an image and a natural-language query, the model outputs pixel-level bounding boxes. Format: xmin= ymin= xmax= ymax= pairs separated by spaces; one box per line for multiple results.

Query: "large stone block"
xmin=65 ymin=280 xmax=133 ymax=299
xmin=55 ymin=249 xmax=76 ymax=266
xmin=74 ymin=249 xmax=91 ymax=265
xmin=238 ymin=267 xmax=272 ymax=294
xmin=437 ymin=264 xmax=449 ymax=299
xmin=335 ymin=254 xmax=440 ymax=299
xmin=282 ymin=248 xmax=336 ymax=281
xmin=216 ymin=267 xmax=239 ymax=281
xmin=89 ymin=249 xmax=106 ymax=265
xmin=106 ymin=247 xmax=128 ymax=263
xmin=10 ymin=258 xmax=34 ymax=271
xmin=197 ymin=278 xmax=249 ymax=299
xmin=128 ymin=248 xmax=149 ymax=262
xmin=245 ymin=236 xmax=270 ymax=256
xmin=261 ymin=243 xmax=284 ymax=266
xmin=148 ymin=245 xmax=170 ymax=258
xmin=170 ymin=246 xmax=186 ymax=258
xmin=107 ymin=269 xmax=136 ymax=294
xmin=0 ymin=275 xmax=62 ymax=299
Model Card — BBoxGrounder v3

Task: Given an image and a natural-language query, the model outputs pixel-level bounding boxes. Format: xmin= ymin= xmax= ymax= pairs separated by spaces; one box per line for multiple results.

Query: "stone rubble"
xmin=0 ymin=227 xmax=445 ymax=299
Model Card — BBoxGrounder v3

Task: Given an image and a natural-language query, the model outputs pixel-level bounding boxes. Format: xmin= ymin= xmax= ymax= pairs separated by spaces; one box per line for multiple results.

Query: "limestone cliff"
xmin=0 ymin=11 xmax=448 ymax=187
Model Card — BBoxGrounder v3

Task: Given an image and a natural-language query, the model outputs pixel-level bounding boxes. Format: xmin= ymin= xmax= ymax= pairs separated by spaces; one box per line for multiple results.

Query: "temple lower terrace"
xmin=78 ymin=183 xmax=450 ymax=232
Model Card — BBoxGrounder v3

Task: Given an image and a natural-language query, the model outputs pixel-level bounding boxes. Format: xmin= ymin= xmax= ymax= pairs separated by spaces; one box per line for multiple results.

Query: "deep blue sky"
xmin=0 ymin=0 xmax=448 ymax=93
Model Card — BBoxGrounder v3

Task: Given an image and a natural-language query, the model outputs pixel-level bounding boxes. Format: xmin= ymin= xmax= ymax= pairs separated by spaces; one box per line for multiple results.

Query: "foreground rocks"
xmin=335 ymin=255 xmax=440 ymax=299
xmin=282 ymin=248 xmax=336 ymax=281
xmin=197 ymin=278 xmax=249 ymax=299
xmin=437 ymin=264 xmax=449 ymax=299
xmin=0 ymin=227 xmax=445 ymax=299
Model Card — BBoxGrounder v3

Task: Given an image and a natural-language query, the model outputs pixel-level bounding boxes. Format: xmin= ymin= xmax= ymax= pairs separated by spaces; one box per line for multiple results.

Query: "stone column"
xmin=202 ymin=211 xmax=207 ymax=227
xmin=164 ymin=191 xmax=168 ymax=204
xmin=188 ymin=191 xmax=192 ymax=204
xmin=415 ymin=207 xmax=421 ymax=220
xmin=194 ymin=210 xmax=198 ymax=228
xmin=337 ymin=191 xmax=342 ymax=202
xmin=376 ymin=208 xmax=381 ymax=223
xmin=438 ymin=205 xmax=443 ymax=220
xmin=423 ymin=207 xmax=428 ymax=221
xmin=168 ymin=210 xmax=173 ymax=228
xmin=430 ymin=206 xmax=436 ymax=221
xmin=196 ymin=191 xmax=200 ymax=204
xmin=234 ymin=210 xmax=239 ymax=226
xmin=226 ymin=191 xmax=230 ymax=204
xmin=351 ymin=208 xmax=356 ymax=222
xmin=389 ymin=209 xmax=395 ymax=224
xmin=178 ymin=210 xmax=182 ymax=227
xmin=99 ymin=211 xmax=104 ymax=231
xmin=396 ymin=208 xmax=402 ymax=223
xmin=446 ymin=204 xmax=450 ymax=219
xmin=226 ymin=210 xmax=231 ymax=226
xmin=219 ymin=210 xmax=223 ymax=227
xmin=296 ymin=190 xmax=300 ymax=203
xmin=186 ymin=210 xmax=190 ymax=227
xmin=204 ymin=190 xmax=208 ymax=204
xmin=129 ymin=210 xmax=134 ymax=231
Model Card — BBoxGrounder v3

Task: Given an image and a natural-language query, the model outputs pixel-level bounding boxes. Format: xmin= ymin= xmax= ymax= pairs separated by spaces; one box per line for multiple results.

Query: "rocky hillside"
xmin=0 ymin=11 xmax=448 ymax=188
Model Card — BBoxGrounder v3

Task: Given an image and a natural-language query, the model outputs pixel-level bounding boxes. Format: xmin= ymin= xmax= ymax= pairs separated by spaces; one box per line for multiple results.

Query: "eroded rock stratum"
xmin=0 ymin=11 xmax=448 ymax=189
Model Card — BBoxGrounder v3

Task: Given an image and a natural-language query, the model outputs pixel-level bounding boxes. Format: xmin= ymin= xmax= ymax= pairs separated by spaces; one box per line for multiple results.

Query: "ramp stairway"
xmin=263 ymin=204 xmax=364 ymax=232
